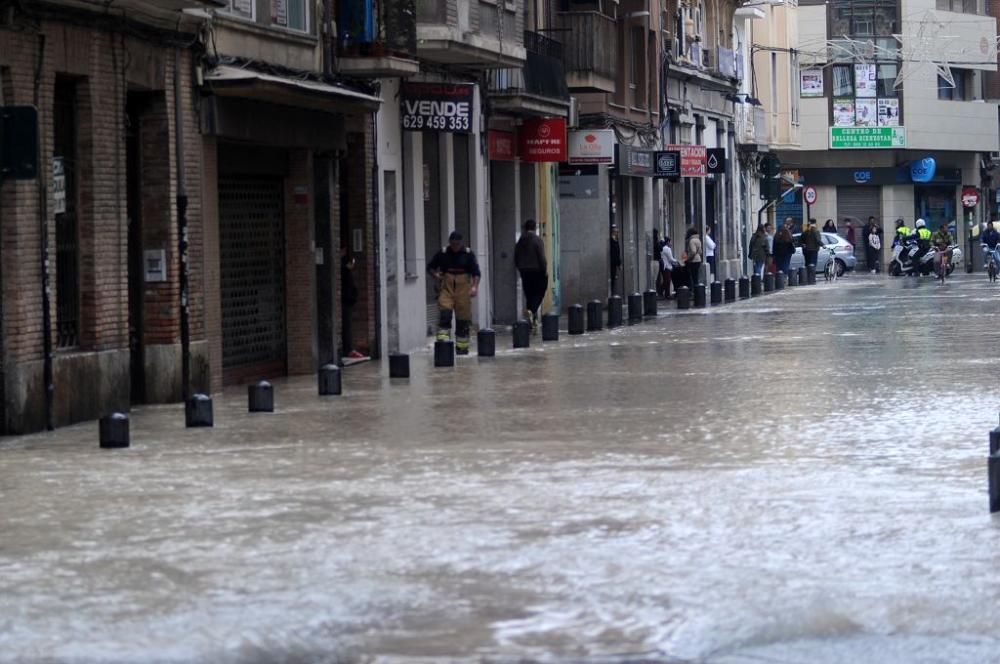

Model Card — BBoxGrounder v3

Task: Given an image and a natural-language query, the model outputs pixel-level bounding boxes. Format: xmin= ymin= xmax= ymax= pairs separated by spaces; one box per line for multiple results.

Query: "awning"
xmin=204 ymin=65 xmax=382 ymax=113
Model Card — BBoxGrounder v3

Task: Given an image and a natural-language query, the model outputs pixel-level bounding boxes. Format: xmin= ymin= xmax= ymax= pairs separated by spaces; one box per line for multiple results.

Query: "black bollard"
xmin=676 ymin=286 xmax=691 ymax=310
xmin=738 ymin=277 xmax=750 ymax=299
xmin=478 ymin=328 xmax=496 ymax=356
xmin=788 ymin=269 xmax=799 ymax=287
xmin=627 ymin=292 xmax=643 ymax=323
xmin=513 ymin=320 xmax=531 ymax=349
xmin=710 ymin=281 xmax=722 ymax=305
xmin=248 ymin=381 xmax=273 ymax=413
xmin=750 ymin=274 xmax=762 ymax=296
xmin=434 ymin=340 xmax=455 ymax=367
xmin=568 ymin=304 xmax=584 ymax=335
xmin=185 ymin=393 xmax=214 ymax=428
xmin=991 ymin=427 xmax=1000 ymax=455
xmin=797 ymin=266 xmax=806 ymax=285
xmin=607 ymin=296 xmax=623 ymax=328
xmin=724 ymin=278 xmax=736 ymax=302
xmin=763 ymin=273 xmax=775 ymax=293
xmin=541 ymin=314 xmax=559 ymax=342
xmin=389 ymin=352 xmax=410 ymax=378
xmin=99 ymin=412 xmax=130 ymax=449
xmin=587 ymin=300 xmax=603 ymax=331
xmin=643 ymin=290 xmax=658 ymax=317
xmin=693 ymin=283 xmax=707 ymax=308
xmin=806 ymin=265 xmax=817 ymax=285
xmin=991 ymin=453 xmax=1000 ymax=513
xmin=775 ymin=272 xmax=786 ymax=291
xmin=318 ymin=364 xmax=342 ymax=396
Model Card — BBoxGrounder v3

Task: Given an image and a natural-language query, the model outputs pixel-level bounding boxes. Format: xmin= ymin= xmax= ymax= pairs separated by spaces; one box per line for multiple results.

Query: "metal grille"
xmin=54 ymin=77 xmax=80 ymax=349
xmin=219 ymin=177 xmax=287 ymax=380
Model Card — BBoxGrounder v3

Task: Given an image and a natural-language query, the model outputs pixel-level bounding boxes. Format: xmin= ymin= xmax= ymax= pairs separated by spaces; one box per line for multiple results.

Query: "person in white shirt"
xmin=660 ymin=237 xmax=681 ymax=299
xmin=705 ymin=225 xmax=717 ymax=279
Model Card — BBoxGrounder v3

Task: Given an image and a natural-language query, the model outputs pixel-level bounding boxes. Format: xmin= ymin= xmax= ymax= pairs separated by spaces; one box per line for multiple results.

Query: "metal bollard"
xmin=797 ymin=266 xmax=806 ymax=285
xmin=693 ymin=283 xmax=707 ymax=308
xmin=185 ymin=393 xmax=214 ymax=428
xmin=724 ymin=278 xmax=736 ymax=302
xmin=478 ymin=328 xmax=496 ymax=356
xmin=568 ymin=304 xmax=584 ymax=335
xmin=389 ymin=352 xmax=410 ymax=378
xmin=607 ymin=296 xmax=623 ymax=328
xmin=643 ymin=290 xmax=657 ymax=317
xmin=738 ymin=277 xmax=750 ymax=299
xmin=676 ymin=286 xmax=691 ymax=310
xmin=318 ymin=364 xmax=342 ymax=396
xmin=627 ymin=292 xmax=643 ymax=323
xmin=991 ymin=452 xmax=1000 ymax=513
xmin=806 ymin=265 xmax=817 ymax=285
xmin=763 ymin=273 xmax=775 ymax=293
xmin=99 ymin=412 xmax=130 ymax=449
xmin=788 ymin=269 xmax=799 ymax=287
xmin=775 ymin=272 xmax=786 ymax=291
xmin=248 ymin=381 xmax=273 ymax=413
xmin=587 ymin=300 xmax=603 ymax=331
xmin=991 ymin=427 xmax=1000 ymax=455
xmin=541 ymin=314 xmax=559 ymax=341
xmin=513 ymin=320 xmax=531 ymax=349
xmin=750 ymin=274 xmax=762 ymax=296
xmin=434 ymin=340 xmax=455 ymax=367
xmin=710 ymin=281 xmax=722 ymax=305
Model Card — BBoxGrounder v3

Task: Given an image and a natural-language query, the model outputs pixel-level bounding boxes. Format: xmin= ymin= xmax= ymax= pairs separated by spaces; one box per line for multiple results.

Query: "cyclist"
xmin=892 ymin=218 xmax=911 ymax=248
xmin=982 ymin=222 xmax=1000 ymax=269
xmin=932 ymin=223 xmax=954 ymax=275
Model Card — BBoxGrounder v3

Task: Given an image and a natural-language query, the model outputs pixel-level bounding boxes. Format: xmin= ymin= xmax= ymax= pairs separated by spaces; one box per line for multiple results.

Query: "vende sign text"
xmin=519 ymin=118 xmax=567 ymax=163
xmin=400 ymin=82 xmax=473 ymax=133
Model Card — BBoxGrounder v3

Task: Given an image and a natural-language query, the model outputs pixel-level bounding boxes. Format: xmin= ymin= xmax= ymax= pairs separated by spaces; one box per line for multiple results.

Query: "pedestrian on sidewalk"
xmin=340 ymin=246 xmax=365 ymax=360
xmin=685 ymin=227 xmax=703 ymax=287
xmin=661 ymin=236 xmax=680 ymax=299
xmin=705 ymin=225 xmax=717 ymax=279
xmin=749 ymin=224 xmax=769 ymax=277
xmin=823 ymin=218 xmax=837 ymax=233
xmin=802 ymin=219 xmax=822 ymax=267
xmin=514 ymin=219 xmax=548 ymax=330
xmin=609 ymin=224 xmax=622 ymax=296
xmin=428 ymin=231 xmax=481 ymax=355
xmin=764 ymin=221 xmax=776 ymax=273
xmin=774 ymin=219 xmax=795 ymax=275
xmin=865 ymin=216 xmax=883 ymax=273
xmin=846 ymin=221 xmax=856 ymax=252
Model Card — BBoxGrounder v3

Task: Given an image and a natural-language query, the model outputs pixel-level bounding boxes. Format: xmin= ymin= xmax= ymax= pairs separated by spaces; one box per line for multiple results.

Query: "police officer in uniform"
xmin=892 ymin=218 xmax=911 ymax=248
xmin=428 ymin=231 xmax=481 ymax=355
xmin=912 ymin=218 xmax=932 ymax=267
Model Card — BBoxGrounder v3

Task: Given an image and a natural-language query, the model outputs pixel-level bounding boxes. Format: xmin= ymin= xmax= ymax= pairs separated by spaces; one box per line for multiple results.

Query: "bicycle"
xmin=823 ymin=246 xmax=838 ymax=282
xmin=984 ymin=244 xmax=999 ymax=283
xmin=937 ymin=246 xmax=951 ymax=284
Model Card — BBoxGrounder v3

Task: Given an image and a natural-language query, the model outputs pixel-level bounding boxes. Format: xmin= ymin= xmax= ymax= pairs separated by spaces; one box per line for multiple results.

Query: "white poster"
xmin=567 ymin=129 xmax=616 ymax=165
xmin=52 ymin=157 xmax=66 ymax=215
xmin=800 ymin=69 xmax=824 ymax=97
xmin=271 ymin=0 xmax=287 ymax=26
xmin=833 ymin=99 xmax=856 ymax=127
xmin=854 ymin=64 xmax=876 ymax=97
xmin=878 ymin=98 xmax=900 ymax=126
xmin=232 ymin=0 xmax=253 ymax=16
xmin=855 ymin=99 xmax=877 ymax=127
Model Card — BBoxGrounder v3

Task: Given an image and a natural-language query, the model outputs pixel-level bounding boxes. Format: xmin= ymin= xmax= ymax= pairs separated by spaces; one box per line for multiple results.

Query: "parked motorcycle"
xmin=889 ymin=239 xmax=962 ymax=277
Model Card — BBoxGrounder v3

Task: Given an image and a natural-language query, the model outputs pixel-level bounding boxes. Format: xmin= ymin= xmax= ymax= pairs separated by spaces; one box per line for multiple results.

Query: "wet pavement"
xmin=3 ymin=274 xmax=1000 ymax=663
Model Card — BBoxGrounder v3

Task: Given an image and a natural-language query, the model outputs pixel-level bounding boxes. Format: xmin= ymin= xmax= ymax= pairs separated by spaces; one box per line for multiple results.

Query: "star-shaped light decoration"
xmin=872 ymin=11 xmax=960 ymax=91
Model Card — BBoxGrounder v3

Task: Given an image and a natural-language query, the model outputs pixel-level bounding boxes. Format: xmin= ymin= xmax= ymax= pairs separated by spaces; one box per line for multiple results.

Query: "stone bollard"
xmin=751 ymin=274 xmax=762 ymax=297
xmin=434 ymin=340 xmax=455 ymax=367
xmin=318 ymin=364 xmax=342 ymax=396
xmin=185 ymin=393 xmax=214 ymax=428
xmin=587 ymin=300 xmax=603 ymax=331
xmin=738 ymin=277 xmax=750 ymax=299
xmin=541 ymin=314 xmax=559 ymax=342
xmin=676 ymin=286 xmax=691 ymax=310
xmin=643 ymin=290 xmax=658 ymax=317
xmin=775 ymin=272 xmax=786 ymax=291
xmin=788 ymin=269 xmax=799 ymax=287
xmin=607 ymin=296 xmax=623 ymax=328
xmin=710 ymin=281 xmax=722 ymax=305
xmin=627 ymin=292 xmax=643 ymax=323
xmin=724 ymin=278 xmax=736 ymax=303
xmin=693 ymin=283 xmax=707 ymax=308
xmin=763 ymin=273 xmax=775 ymax=293
xmin=806 ymin=265 xmax=817 ymax=285
xmin=389 ymin=352 xmax=410 ymax=378
xmin=99 ymin=412 xmax=130 ymax=449
xmin=478 ymin=328 xmax=496 ymax=356
xmin=568 ymin=304 xmax=585 ymax=335
xmin=248 ymin=381 xmax=273 ymax=413
xmin=513 ymin=320 xmax=531 ymax=349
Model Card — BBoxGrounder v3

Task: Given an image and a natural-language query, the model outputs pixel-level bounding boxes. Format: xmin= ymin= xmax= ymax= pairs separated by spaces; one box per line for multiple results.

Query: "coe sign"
xmin=400 ymin=82 xmax=473 ymax=133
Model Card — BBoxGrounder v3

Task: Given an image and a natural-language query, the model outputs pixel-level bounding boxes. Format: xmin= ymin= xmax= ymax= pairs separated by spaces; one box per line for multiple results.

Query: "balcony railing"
xmin=486 ymin=31 xmax=570 ymax=101
xmin=737 ymin=104 xmax=770 ymax=145
xmin=556 ymin=11 xmax=617 ymax=84
xmin=338 ymin=0 xmax=417 ymax=58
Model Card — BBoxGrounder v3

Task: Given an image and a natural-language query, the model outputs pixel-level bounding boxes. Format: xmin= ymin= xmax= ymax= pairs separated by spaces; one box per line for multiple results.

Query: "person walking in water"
xmin=685 ymin=227 xmax=703 ymax=287
xmin=514 ymin=219 xmax=548 ymax=330
xmin=428 ymin=231 xmax=480 ymax=355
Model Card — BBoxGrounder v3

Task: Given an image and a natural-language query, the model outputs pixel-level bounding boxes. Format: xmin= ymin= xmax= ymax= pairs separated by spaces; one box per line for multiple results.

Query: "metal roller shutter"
xmin=837 ymin=186 xmax=881 ymax=267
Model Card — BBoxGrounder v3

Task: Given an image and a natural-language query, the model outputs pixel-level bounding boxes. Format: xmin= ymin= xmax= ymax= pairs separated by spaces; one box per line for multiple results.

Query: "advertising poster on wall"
xmin=800 ymin=69 xmax=824 ymax=97
xmin=877 ymin=98 xmax=900 ymax=126
xmin=854 ymin=64 xmax=877 ymax=97
xmin=834 ymin=99 xmax=856 ymax=127
xmin=855 ymin=99 xmax=877 ymax=127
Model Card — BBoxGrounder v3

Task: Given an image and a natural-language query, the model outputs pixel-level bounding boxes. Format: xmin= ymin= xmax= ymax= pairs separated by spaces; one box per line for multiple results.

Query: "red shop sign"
xmin=519 ymin=118 xmax=567 ymax=163
xmin=664 ymin=144 xmax=708 ymax=177
xmin=488 ymin=130 xmax=516 ymax=161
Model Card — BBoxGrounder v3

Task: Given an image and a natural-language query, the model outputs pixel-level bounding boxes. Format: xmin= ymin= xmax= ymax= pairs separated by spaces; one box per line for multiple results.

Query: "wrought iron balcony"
xmin=337 ymin=0 xmax=419 ymax=76
xmin=486 ymin=31 xmax=570 ymax=115
xmin=555 ymin=10 xmax=618 ymax=93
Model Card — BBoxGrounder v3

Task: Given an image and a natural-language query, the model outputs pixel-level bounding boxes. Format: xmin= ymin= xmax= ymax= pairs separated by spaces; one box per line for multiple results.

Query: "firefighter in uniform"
xmin=428 ymin=231 xmax=481 ymax=355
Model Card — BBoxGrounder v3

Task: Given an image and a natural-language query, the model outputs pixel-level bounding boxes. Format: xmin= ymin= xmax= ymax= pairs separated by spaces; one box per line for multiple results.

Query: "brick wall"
xmin=341 ymin=120 xmax=377 ymax=357
xmin=285 ymin=149 xmax=316 ymax=375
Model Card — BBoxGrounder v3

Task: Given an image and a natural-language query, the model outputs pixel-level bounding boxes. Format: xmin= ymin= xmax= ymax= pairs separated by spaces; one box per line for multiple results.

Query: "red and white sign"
xmin=803 ymin=185 xmax=818 ymax=205
xmin=568 ymin=129 xmax=616 ymax=164
xmin=664 ymin=144 xmax=708 ymax=177
xmin=962 ymin=186 xmax=980 ymax=208
xmin=488 ymin=130 xmax=516 ymax=161
xmin=519 ymin=118 xmax=567 ymax=163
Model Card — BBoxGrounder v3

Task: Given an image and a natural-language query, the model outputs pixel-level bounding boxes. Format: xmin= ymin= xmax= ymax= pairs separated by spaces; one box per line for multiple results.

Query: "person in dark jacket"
xmin=514 ymin=219 xmax=548 ymax=329
xmin=428 ymin=231 xmax=481 ymax=355
xmin=609 ymin=224 xmax=622 ymax=295
xmin=801 ymin=219 xmax=822 ymax=267
xmin=749 ymin=225 xmax=769 ymax=276
xmin=340 ymin=246 xmax=364 ymax=360
xmin=774 ymin=219 xmax=795 ymax=275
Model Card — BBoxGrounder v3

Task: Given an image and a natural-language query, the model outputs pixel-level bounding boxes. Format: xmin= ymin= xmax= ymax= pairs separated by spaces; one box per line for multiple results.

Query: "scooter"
xmin=889 ymin=240 xmax=962 ymax=277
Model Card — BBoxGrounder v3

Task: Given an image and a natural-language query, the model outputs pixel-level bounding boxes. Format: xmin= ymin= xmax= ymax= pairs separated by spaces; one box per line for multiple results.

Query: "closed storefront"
xmin=836 ymin=186 xmax=881 ymax=227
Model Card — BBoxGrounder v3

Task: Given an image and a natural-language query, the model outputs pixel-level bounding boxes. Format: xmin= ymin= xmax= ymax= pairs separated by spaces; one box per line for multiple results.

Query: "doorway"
xmin=126 ymin=94 xmax=145 ymax=404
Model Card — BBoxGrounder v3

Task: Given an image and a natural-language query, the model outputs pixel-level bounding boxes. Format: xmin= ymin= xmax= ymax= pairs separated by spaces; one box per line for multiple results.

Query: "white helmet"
xmin=915 ymin=219 xmax=926 ymax=229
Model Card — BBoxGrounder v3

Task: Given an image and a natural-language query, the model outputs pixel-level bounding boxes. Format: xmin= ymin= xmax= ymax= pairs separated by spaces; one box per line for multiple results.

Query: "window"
xmin=222 ymin=0 xmax=254 ymax=20
xmin=832 ymin=65 xmax=853 ymax=96
xmin=938 ymin=69 xmax=970 ymax=100
xmin=876 ymin=63 xmax=898 ymax=97
xmin=790 ymin=52 xmax=800 ymax=125
xmin=53 ymin=76 xmax=80 ymax=349
xmin=936 ymin=0 xmax=980 ymax=13
xmin=270 ymin=0 xmax=308 ymax=32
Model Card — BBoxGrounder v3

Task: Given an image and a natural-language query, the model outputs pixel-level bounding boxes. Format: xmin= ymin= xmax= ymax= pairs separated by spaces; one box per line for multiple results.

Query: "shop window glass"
xmin=832 ymin=65 xmax=853 ymax=96
xmin=877 ymin=64 xmax=898 ymax=97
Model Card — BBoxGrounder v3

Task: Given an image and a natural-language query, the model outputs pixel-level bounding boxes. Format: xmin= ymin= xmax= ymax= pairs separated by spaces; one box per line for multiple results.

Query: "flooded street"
xmin=3 ymin=275 xmax=1000 ymax=663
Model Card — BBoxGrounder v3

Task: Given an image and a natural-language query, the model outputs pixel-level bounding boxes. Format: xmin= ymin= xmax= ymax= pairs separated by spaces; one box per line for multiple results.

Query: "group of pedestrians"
xmin=749 ymin=217 xmax=806 ymax=276
xmin=648 ymin=226 xmax=716 ymax=300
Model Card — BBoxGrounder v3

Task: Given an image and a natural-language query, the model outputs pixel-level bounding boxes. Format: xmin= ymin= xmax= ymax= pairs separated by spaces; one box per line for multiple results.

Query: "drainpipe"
xmin=323 ymin=0 xmax=336 ymax=77
xmin=174 ymin=48 xmax=191 ymax=401
xmin=34 ymin=33 xmax=53 ymax=431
